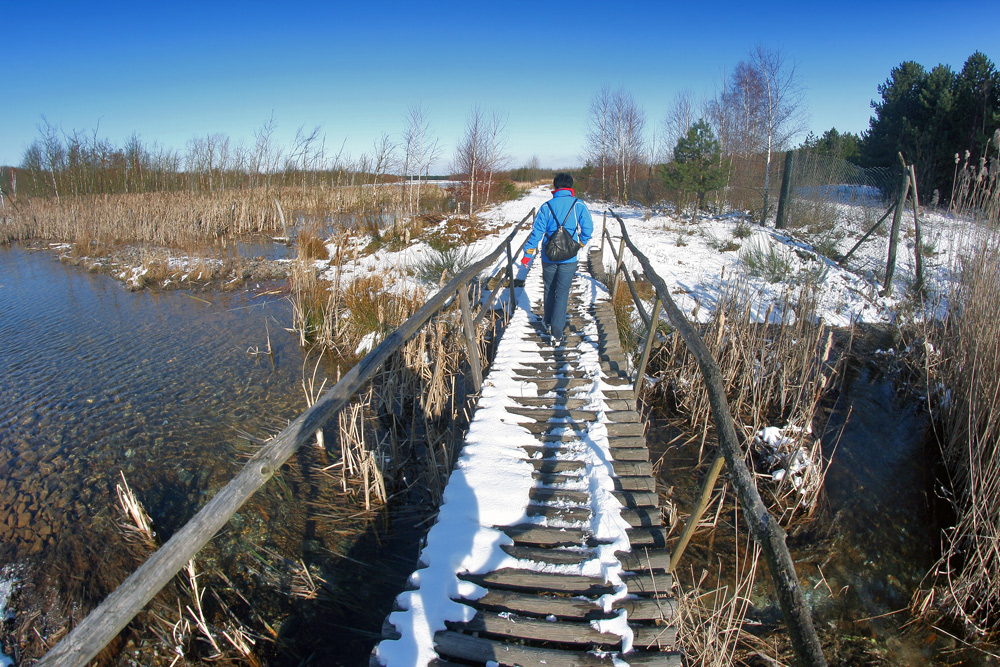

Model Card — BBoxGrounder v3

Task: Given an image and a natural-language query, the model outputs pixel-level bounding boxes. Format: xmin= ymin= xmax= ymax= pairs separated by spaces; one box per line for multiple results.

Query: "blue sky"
xmin=5 ymin=0 xmax=997 ymax=171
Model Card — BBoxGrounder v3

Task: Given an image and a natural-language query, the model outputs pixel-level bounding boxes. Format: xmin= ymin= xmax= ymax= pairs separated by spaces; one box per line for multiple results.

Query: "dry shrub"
xmin=918 ymin=229 xmax=1000 ymax=637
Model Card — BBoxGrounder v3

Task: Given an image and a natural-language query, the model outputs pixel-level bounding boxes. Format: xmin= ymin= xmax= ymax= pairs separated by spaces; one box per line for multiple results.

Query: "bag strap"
xmin=546 ymin=198 xmax=579 ymax=234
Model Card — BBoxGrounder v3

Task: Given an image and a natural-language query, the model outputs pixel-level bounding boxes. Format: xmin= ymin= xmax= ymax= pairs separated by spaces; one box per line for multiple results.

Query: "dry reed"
xmin=644 ymin=278 xmax=845 ymax=522
xmin=917 ymin=228 xmax=1000 ymax=637
xmin=674 ymin=529 xmax=776 ymax=665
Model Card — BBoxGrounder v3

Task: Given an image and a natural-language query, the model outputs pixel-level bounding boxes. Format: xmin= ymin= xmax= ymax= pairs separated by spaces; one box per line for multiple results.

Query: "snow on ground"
xmin=315 ymin=184 xmax=982 ymax=331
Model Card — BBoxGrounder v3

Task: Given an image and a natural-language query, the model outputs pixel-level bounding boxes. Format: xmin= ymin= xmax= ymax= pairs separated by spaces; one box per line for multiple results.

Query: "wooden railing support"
xmin=669 ymin=452 xmax=725 ymax=571
xmin=35 ymin=210 xmax=535 ymax=667
xmin=633 ymin=297 xmax=661 ymax=401
xmin=459 ymin=287 xmax=483 ymax=392
xmin=609 ymin=210 xmax=827 ymax=667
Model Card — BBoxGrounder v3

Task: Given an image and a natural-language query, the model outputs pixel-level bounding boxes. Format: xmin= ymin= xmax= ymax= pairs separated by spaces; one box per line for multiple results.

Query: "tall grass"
xmin=0 ymin=184 xmax=451 ymax=247
xmin=919 ymin=230 xmax=1000 ymax=636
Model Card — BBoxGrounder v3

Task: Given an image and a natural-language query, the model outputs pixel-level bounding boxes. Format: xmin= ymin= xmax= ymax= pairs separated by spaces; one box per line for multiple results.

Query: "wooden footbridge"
xmin=371 ymin=248 xmax=681 ymax=666
xmin=36 ymin=208 xmax=828 ymax=667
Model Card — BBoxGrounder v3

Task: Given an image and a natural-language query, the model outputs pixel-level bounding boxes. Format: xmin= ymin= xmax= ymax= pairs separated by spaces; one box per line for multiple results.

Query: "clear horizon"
xmin=5 ymin=0 xmax=997 ymax=171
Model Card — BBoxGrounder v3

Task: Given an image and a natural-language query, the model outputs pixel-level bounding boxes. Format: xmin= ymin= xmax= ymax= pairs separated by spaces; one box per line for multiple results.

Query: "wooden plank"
xmin=447 ymin=611 xmax=621 ymax=646
xmin=627 ymin=527 xmax=668 ymax=548
xmin=527 ymin=504 xmax=591 ymax=523
xmin=513 ymin=397 xmax=589 ymax=409
xmin=433 ymin=631 xmax=683 ymax=667
xmin=603 ymin=410 xmax=642 ymax=423
xmin=616 ymin=548 xmax=672 ymax=572
xmin=506 ymin=407 xmax=599 ymax=421
xmin=463 ymin=591 xmax=677 ymax=624
xmin=528 ymin=459 xmax=586 ymax=473
xmin=501 ymin=524 xmax=587 ymax=546
xmin=605 ymin=422 xmax=646 ymax=437
xmin=622 ymin=572 xmax=675 ymax=595
xmin=529 ymin=487 xmax=589 ymax=504
xmin=611 ymin=460 xmax=653 ymax=476
xmin=620 ymin=508 xmax=662 ymax=528
xmin=462 ymin=590 xmax=603 ymax=620
xmin=518 ymin=377 xmax=592 ymax=391
xmin=606 ymin=447 xmax=650 ymax=461
xmin=632 ymin=624 xmax=678 ymax=649
xmin=613 ymin=489 xmax=659 ymax=507
xmin=460 ymin=569 xmax=609 ymax=595
xmin=531 ymin=473 xmax=655 ymax=492
xmin=606 ymin=434 xmax=647 ymax=446
xmin=519 ymin=421 xmax=589 ymax=435
xmin=500 ymin=544 xmax=593 ymax=565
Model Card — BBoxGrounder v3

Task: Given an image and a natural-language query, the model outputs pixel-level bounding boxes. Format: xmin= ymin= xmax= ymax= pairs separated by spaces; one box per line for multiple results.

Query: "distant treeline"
xmin=800 ymin=51 xmax=999 ymax=204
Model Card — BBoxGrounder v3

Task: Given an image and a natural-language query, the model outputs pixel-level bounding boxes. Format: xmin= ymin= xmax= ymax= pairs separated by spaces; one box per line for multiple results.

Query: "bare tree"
xmin=708 ymin=47 xmax=805 ymax=220
xmin=661 ymin=90 xmax=697 ymax=162
xmin=402 ymin=103 xmax=442 ymax=216
xmin=608 ymin=89 xmax=646 ymax=202
xmin=484 ymin=109 xmax=510 ymax=206
xmin=750 ymin=44 xmax=806 ymax=221
xmin=586 ymin=86 xmax=613 ymax=200
xmin=250 ymin=114 xmax=281 ymax=189
xmin=454 ymin=105 xmax=486 ymax=217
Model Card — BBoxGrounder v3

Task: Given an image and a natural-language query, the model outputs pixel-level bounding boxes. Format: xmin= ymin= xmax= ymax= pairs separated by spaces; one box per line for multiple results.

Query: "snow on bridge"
xmin=372 ymin=249 xmax=680 ymax=667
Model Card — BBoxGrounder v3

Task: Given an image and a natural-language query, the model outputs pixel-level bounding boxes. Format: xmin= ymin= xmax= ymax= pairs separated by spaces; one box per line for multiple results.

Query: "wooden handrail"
xmin=36 ymin=209 xmax=535 ymax=667
xmin=607 ymin=209 xmax=827 ymax=667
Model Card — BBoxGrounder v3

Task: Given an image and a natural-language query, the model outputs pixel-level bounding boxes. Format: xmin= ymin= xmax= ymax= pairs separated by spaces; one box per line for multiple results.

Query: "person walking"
xmin=521 ymin=173 xmax=594 ymax=346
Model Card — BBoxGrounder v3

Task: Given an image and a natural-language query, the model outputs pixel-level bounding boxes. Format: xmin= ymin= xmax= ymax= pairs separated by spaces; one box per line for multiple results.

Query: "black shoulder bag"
xmin=543 ymin=199 xmax=580 ymax=262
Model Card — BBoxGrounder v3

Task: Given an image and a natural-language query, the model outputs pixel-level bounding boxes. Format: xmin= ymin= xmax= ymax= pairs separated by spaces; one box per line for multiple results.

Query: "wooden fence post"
xmin=633 ymin=297 xmax=661 ymax=401
xmin=908 ymin=164 xmax=924 ymax=291
xmin=882 ymin=170 xmax=911 ymax=297
xmin=774 ymin=150 xmax=795 ymax=230
xmin=459 ymin=286 xmax=483 ymax=393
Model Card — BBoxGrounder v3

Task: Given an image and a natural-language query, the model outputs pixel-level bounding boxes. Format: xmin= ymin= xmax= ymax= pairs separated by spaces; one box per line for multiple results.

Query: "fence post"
xmin=600 ymin=210 xmax=607 ymax=258
xmin=612 ymin=237 xmax=626 ymax=295
xmin=505 ymin=240 xmax=516 ymax=322
xmin=633 ymin=297 xmax=661 ymax=401
xmin=908 ymin=164 xmax=924 ymax=292
xmin=882 ymin=170 xmax=910 ymax=297
xmin=459 ymin=286 xmax=483 ymax=392
xmin=774 ymin=150 xmax=795 ymax=230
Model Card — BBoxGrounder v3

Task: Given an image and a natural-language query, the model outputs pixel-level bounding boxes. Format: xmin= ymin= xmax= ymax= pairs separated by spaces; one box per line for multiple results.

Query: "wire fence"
xmin=780 ymin=152 xmax=899 ymax=281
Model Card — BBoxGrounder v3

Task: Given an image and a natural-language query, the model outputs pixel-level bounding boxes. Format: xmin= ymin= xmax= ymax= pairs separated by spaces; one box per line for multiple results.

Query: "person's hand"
xmin=521 ymin=256 xmax=531 ymax=267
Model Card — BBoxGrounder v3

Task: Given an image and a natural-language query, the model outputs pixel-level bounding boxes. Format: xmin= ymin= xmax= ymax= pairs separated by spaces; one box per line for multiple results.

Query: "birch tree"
xmin=586 ymin=86 xmax=613 ymax=200
xmin=454 ymin=105 xmax=486 ymax=217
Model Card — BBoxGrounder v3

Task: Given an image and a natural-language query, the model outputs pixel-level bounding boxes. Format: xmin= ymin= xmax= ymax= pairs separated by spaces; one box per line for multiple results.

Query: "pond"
xmin=0 ymin=244 xmax=419 ymax=664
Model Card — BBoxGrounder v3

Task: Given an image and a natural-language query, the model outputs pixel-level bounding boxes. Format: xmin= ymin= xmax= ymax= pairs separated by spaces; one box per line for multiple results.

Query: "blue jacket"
xmin=523 ymin=189 xmax=594 ymax=264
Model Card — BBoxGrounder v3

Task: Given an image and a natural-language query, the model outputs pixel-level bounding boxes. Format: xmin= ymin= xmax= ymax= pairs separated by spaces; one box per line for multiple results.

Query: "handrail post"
xmin=612 ymin=237 xmax=626 ymax=295
xmin=459 ymin=282 xmax=483 ymax=393
xmin=600 ymin=210 xmax=607 ymax=258
xmin=669 ymin=452 xmax=725 ymax=571
xmin=633 ymin=297 xmax=661 ymax=401
xmin=505 ymin=239 xmax=515 ymax=323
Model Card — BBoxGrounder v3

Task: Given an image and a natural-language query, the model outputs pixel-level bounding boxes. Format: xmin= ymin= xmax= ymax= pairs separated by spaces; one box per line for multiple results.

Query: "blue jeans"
xmin=541 ymin=260 xmax=577 ymax=338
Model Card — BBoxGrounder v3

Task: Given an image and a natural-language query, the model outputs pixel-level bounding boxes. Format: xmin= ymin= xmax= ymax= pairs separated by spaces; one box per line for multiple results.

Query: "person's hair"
xmin=553 ymin=173 xmax=573 ymax=190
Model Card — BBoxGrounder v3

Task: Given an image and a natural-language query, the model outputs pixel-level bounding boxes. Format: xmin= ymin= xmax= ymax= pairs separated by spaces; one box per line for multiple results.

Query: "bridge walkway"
xmin=372 ymin=249 xmax=682 ymax=667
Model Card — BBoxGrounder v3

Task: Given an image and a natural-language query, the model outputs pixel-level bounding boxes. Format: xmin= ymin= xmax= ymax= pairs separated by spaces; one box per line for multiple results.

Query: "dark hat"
xmin=553 ymin=172 xmax=573 ymax=189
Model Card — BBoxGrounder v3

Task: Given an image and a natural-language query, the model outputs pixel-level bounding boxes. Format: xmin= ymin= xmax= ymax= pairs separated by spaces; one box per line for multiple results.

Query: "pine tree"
xmin=660 ymin=119 xmax=728 ymax=212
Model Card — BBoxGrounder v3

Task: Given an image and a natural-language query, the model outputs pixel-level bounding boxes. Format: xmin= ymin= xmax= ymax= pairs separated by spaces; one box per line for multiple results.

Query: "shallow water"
xmin=0 ymin=244 xmax=419 ymax=663
xmin=652 ymin=354 xmax=946 ymax=664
